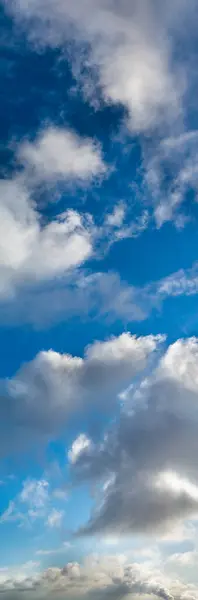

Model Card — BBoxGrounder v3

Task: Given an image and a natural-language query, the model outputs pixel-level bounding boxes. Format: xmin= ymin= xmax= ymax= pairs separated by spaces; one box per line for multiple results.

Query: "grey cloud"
xmin=70 ymin=338 xmax=198 ymax=536
xmin=1 ymin=258 xmax=198 ymax=330
xmin=0 ymin=332 xmax=162 ymax=456
xmin=0 ymin=555 xmax=186 ymax=600
xmin=0 ymin=271 xmax=148 ymax=328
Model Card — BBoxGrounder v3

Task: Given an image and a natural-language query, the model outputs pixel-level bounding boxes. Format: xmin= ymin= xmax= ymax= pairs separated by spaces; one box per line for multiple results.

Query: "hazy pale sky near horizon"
xmin=1 ymin=1 xmax=198 ymax=599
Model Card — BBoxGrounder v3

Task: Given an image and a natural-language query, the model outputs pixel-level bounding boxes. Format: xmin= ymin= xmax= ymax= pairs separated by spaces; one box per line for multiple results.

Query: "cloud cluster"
xmin=69 ymin=337 xmax=198 ymax=537
xmin=0 ymin=123 xmax=108 ymax=298
xmin=0 ymin=128 xmax=149 ymax=316
xmin=0 ymin=332 xmax=161 ymax=455
xmin=0 ymin=477 xmax=64 ymax=529
xmin=6 ymin=0 xmax=190 ymax=132
xmin=0 ymin=553 xmax=193 ymax=600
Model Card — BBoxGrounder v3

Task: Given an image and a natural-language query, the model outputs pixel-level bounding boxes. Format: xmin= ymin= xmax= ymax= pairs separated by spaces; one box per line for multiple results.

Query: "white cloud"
xmin=142 ymin=129 xmax=198 ymax=228
xmin=18 ymin=126 xmax=106 ymax=184
xmin=6 ymin=0 xmax=187 ymax=133
xmin=0 ymin=166 xmax=147 ymax=313
xmin=0 ymin=177 xmax=93 ymax=298
xmin=69 ymin=337 xmax=198 ymax=537
xmin=157 ymin=262 xmax=198 ymax=297
xmin=0 ymin=477 xmax=67 ymax=531
xmin=36 ymin=544 xmax=71 ymax=555
xmin=103 ymin=207 xmax=149 ymax=247
xmin=68 ymin=434 xmax=93 ymax=464
xmin=53 ymin=488 xmax=68 ymax=500
xmin=0 ymin=502 xmax=16 ymax=525
xmin=20 ymin=479 xmax=49 ymax=509
xmin=0 ymin=479 xmax=50 ymax=527
xmin=47 ymin=509 xmax=64 ymax=528
xmin=105 ymin=203 xmax=126 ymax=228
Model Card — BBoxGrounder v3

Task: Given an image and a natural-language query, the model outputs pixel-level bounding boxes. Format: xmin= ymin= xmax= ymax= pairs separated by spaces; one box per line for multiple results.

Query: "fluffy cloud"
xmin=0 ymin=176 xmax=93 ymax=297
xmin=0 ymin=332 xmax=161 ymax=455
xmin=18 ymin=126 xmax=105 ymax=184
xmin=0 ymin=123 xmax=108 ymax=301
xmin=0 ymin=553 xmax=192 ymax=600
xmin=5 ymin=0 xmax=187 ymax=132
xmin=69 ymin=337 xmax=198 ymax=537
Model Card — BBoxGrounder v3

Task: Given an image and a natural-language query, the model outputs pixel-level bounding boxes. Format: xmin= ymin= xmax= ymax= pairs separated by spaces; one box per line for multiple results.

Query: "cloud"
xmin=0 ymin=477 xmax=66 ymax=530
xmin=68 ymin=337 xmax=198 ymax=537
xmin=0 ymin=126 xmax=107 ymax=304
xmin=5 ymin=0 xmax=187 ymax=133
xmin=105 ymin=203 xmax=126 ymax=228
xmin=0 ymin=176 xmax=93 ymax=298
xmin=157 ymin=262 xmax=198 ymax=297
xmin=36 ymin=544 xmax=71 ymax=556
xmin=0 ymin=553 xmax=189 ymax=600
xmin=46 ymin=508 xmax=64 ymax=528
xmin=0 ymin=142 xmax=147 ymax=315
xmin=68 ymin=434 xmax=93 ymax=464
xmin=2 ymin=248 xmax=198 ymax=330
xmin=0 ymin=478 xmax=50 ymax=527
xmin=19 ymin=479 xmax=49 ymax=510
xmin=0 ymin=332 xmax=162 ymax=455
xmin=142 ymin=129 xmax=198 ymax=228
xmin=18 ymin=126 xmax=106 ymax=184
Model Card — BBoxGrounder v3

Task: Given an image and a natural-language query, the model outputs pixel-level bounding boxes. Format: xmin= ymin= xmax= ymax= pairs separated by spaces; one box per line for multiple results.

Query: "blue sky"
xmin=2 ymin=1 xmax=198 ymax=599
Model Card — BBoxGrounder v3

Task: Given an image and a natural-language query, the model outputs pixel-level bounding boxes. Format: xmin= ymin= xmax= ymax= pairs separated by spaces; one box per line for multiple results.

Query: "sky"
xmin=2 ymin=0 xmax=198 ymax=599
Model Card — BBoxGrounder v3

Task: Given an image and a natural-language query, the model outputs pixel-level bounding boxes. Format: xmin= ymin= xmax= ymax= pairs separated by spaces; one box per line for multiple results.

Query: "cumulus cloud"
xmin=5 ymin=0 xmax=188 ymax=133
xmin=0 ymin=332 xmax=161 ymax=455
xmin=18 ymin=126 xmax=106 ymax=184
xmin=0 ymin=145 xmax=147 ymax=313
xmin=0 ymin=553 xmax=190 ymax=600
xmin=0 ymin=176 xmax=93 ymax=297
xmin=68 ymin=337 xmax=198 ymax=537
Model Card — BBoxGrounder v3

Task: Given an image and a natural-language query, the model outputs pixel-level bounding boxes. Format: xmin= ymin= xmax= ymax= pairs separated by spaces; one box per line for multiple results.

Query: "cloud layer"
xmin=0 ymin=553 xmax=194 ymax=600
